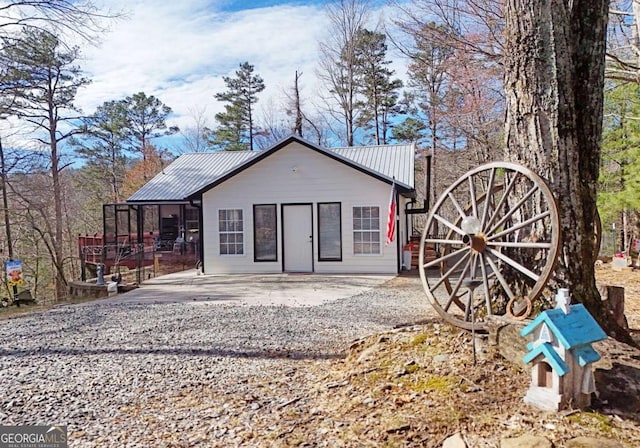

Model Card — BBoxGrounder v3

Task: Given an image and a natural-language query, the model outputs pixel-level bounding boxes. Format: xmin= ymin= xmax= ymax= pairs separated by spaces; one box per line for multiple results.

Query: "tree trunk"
xmin=248 ymin=99 xmax=254 ymax=151
xmin=293 ymin=71 xmax=303 ymax=137
xmin=504 ymin=0 xmax=629 ymax=339
xmin=0 ymin=136 xmax=13 ymax=260
xmin=50 ymin=119 xmax=67 ymax=301
xmin=51 ymin=140 xmax=67 ymax=300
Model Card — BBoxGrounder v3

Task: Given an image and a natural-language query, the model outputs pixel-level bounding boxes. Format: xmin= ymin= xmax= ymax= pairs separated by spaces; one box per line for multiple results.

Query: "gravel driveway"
xmin=0 ymin=274 xmax=431 ymax=447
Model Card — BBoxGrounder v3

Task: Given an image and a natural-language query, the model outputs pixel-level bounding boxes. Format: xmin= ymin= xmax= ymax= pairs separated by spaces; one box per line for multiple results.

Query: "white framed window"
xmin=353 ymin=206 xmax=380 ymax=255
xmin=219 ymin=209 xmax=244 ymax=255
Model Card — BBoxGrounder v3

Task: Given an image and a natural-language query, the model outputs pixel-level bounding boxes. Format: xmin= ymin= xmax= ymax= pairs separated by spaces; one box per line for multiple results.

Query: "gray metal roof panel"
xmin=127 ymin=151 xmax=258 ymax=202
xmin=331 ymin=143 xmax=415 ymax=189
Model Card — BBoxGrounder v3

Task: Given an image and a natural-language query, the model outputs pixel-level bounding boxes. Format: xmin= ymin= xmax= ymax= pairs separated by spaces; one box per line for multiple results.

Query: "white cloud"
xmin=75 ymin=0 xmax=331 ymax=134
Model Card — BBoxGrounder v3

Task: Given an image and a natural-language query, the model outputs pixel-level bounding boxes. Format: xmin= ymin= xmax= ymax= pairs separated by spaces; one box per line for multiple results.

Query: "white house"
xmin=127 ymin=135 xmax=417 ymax=275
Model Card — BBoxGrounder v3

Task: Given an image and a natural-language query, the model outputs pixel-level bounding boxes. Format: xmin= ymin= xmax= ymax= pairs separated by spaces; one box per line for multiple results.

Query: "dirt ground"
xmin=258 ymin=267 xmax=640 ymax=447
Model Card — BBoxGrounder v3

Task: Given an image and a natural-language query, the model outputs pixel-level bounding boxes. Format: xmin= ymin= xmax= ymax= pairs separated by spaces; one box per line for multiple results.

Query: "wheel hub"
xmin=469 ymin=233 xmax=487 ymax=253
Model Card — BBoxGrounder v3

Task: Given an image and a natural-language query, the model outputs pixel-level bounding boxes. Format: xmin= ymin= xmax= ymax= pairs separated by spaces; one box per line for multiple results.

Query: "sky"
xmin=70 ymin=0 xmax=406 ymax=150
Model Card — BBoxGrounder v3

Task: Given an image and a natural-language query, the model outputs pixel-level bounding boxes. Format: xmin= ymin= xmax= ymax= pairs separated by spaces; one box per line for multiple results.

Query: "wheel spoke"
xmin=486 ymin=247 xmax=540 ymax=282
xmin=423 ymin=245 xmax=468 ymax=269
xmin=484 ymin=253 xmax=516 ymax=301
xmin=479 ymin=253 xmax=493 ymax=316
xmin=448 ymin=192 xmax=467 ymax=221
xmin=468 ymin=175 xmax=478 ymax=218
xmin=424 ymin=238 xmax=464 ymax=245
xmin=486 ymin=184 xmax=539 ymax=236
xmin=487 ymin=241 xmax=551 ymax=249
xmin=433 ymin=213 xmax=465 ymax=237
xmin=430 ymin=251 xmax=471 ymax=291
xmin=443 ymin=256 xmax=472 ymax=312
xmin=485 ymin=171 xmax=520 ymax=231
xmin=480 ymin=167 xmax=496 ymax=230
xmin=488 ymin=210 xmax=551 ymax=241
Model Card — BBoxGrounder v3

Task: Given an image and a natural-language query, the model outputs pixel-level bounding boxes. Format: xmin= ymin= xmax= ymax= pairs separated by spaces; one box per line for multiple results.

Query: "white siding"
xmin=201 ymin=142 xmax=409 ymax=274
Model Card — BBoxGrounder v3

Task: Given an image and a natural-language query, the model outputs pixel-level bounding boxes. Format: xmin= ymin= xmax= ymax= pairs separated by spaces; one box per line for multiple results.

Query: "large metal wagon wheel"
xmin=419 ymin=162 xmax=561 ymax=331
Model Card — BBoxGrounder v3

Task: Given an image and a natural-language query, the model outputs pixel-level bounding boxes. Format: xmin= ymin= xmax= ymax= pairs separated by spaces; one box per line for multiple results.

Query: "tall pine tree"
xmin=353 ymin=29 xmax=403 ymax=145
xmin=123 ymin=92 xmax=177 ymax=161
xmin=211 ymin=62 xmax=265 ymax=151
xmin=73 ymin=100 xmax=131 ymax=204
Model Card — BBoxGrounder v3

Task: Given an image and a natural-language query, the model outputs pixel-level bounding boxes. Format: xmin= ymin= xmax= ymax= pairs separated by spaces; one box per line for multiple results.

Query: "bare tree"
xmin=318 ymin=0 xmax=370 ymax=146
xmin=392 ymin=0 xmax=504 ymax=209
xmin=284 ymin=70 xmax=327 ymax=142
xmin=0 ymin=1 xmax=113 ymax=43
xmin=290 ymin=70 xmax=304 ymax=137
xmin=254 ymin=98 xmax=291 ymax=149
xmin=391 ymin=0 xmax=504 ymax=65
xmin=607 ymin=0 xmax=640 ymax=83
xmin=177 ymin=106 xmax=212 ymax=153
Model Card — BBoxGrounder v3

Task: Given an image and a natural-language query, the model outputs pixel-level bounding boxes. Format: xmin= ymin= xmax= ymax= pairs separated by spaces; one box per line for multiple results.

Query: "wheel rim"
xmin=418 ymin=162 xmax=561 ymax=331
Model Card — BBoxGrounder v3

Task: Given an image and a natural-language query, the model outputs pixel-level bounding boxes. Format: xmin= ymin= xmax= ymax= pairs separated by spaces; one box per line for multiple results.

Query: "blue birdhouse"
xmin=520 ymin=289 xmax=607 ymax=411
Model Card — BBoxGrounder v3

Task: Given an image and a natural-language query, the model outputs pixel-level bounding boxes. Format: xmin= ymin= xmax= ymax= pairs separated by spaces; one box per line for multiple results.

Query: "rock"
xmin=500 ymin=435 xmax=553 ymax=448
xmin=356 ymin=345 xmax=379 ymax=363
xmin=394 ymin=368 xmax=408 ymax=377
xmin=486 ymin=318 xmax=531 ymax=368
xmin=564 ymin=437 xmax=623 ymax=448
xmin=442 ymin=432 xmax=467 ymax=448
xmin=433 ymin=354 xmax=450 ymax=362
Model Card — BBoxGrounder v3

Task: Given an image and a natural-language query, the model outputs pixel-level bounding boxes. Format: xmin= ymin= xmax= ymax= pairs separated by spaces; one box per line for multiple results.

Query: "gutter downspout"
xmin=405 ymin=153 xmax=432 ymax=216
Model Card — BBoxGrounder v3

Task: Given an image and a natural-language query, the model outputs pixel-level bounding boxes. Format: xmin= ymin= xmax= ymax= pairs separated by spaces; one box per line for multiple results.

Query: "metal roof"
xmin=128 ymin=151 xmax=258 ymax=202
xmin=127 ymin=136 xmax=416 ymax=202
xmin=332 ymin=143 xmax=415 ymax=189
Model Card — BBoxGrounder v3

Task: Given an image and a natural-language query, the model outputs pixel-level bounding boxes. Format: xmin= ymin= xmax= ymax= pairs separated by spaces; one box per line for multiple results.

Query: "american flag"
xmin=386 ymin=180 xmax=396 ymax=246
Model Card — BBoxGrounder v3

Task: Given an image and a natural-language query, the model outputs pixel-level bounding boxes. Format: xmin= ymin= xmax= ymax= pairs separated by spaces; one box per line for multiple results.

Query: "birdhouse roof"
xmin=521 ymin=304 xmax=607 ymax=350
xmin=523 ymin=342 xmax=570 ymax=376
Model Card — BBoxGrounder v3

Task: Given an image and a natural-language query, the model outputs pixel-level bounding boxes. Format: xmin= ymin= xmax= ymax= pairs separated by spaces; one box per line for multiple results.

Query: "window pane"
xmin=319 ymin=203 xmax=341 ymax=260
xmin=219 ymin=209 xmax=244 ymax=256
xmin=353 ymin=206 xmax=380 ymax=255
xmin=254 ymin=205 xmax=277 ymax=261
xmin=372 ymin=215 xmax=380 ymax=230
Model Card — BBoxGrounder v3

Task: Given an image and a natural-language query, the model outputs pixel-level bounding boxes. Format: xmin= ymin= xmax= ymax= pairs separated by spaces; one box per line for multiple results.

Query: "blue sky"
xmin=63 ymin=0 xmax=405 ymax=151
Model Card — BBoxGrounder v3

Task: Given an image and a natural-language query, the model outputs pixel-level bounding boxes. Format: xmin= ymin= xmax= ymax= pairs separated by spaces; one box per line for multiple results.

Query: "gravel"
xmin=0 ymin=277 xmax=431 ymax=447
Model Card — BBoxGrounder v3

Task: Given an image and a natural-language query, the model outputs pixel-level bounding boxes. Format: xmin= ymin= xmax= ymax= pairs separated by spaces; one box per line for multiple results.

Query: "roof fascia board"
xmin=187 ymin=134 xmax=415 ymax=200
